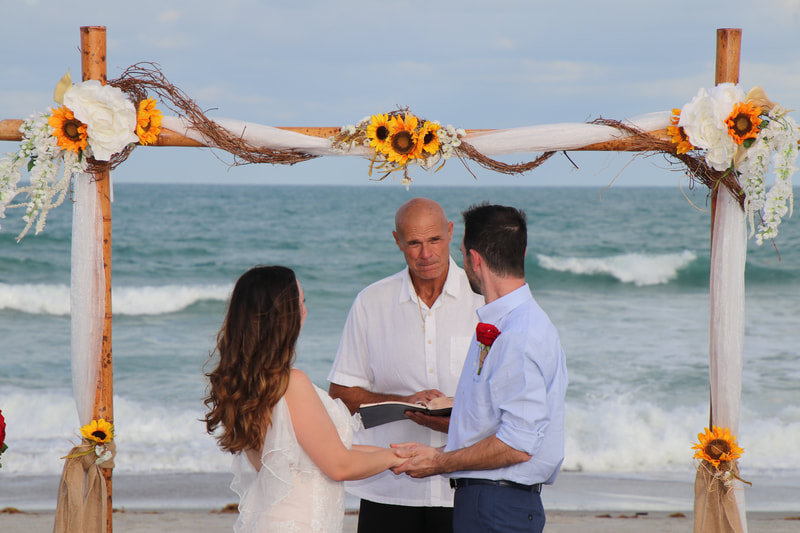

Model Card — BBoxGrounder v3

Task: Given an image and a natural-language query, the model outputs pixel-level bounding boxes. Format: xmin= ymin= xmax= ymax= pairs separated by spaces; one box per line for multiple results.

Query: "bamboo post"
xmin=80 ymin=25 xmax=114 ymax=533
xmin=702 ymin=27 xmax=747 ymax=533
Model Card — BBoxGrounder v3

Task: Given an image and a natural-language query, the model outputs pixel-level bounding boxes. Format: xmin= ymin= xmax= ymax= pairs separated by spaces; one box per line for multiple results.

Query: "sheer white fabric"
xmin=70 ymin=173 xmax=105 ymax=426
xmin=709 ymin=188 xmax=748 ymax=532
xmin=230 ymin=385 xmax=359 ymax=533
xmin=161 ymin=112 xmax=672 ymax=159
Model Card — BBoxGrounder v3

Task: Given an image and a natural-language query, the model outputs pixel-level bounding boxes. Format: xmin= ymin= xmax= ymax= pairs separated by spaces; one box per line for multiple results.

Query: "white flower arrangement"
xmin=1 ymin=75 xmax=159 ymax=240
xmin=63 ymin=80 xmax=139 ymax=161
xmin=739 ymin=112 xmax=799 ymax=244
xmin=674 ymin=84 xmax=799 ymax=244
xmin=0 ymin=112 xmax=85 ymax=239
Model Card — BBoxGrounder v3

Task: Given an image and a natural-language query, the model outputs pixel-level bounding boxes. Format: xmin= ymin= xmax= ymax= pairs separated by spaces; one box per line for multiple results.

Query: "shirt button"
xmin=427 ymin=339 xmax=432 ymax=344
xmin=429 ymin=368 xmax=434 ymax=374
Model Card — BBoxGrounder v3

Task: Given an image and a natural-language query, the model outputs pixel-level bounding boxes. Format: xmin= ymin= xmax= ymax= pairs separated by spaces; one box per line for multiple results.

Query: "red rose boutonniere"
xmin=0 ymin=409 xmax=8 ymax=468
xmin=476 ymin=322 xmax=500 ymax=375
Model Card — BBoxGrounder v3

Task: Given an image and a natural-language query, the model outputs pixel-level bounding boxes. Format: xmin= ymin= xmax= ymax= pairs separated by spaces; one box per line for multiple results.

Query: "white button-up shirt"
xmin=328 ymin=257 xmax=484 ymax=507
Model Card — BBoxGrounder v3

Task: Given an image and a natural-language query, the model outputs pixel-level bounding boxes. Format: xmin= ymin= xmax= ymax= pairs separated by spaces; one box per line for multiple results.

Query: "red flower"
xmin=0 ymin=408 xmax=7 ymax=466
xmin=476 ymin=323 xmax=500 ymax=375
xmin=476 ymin=323 xmax=500 ymax=347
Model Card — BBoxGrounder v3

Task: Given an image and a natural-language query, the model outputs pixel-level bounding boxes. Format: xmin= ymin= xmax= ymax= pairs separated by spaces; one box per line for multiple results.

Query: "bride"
xmin=203 ymin=265 xmax=404 ymax=532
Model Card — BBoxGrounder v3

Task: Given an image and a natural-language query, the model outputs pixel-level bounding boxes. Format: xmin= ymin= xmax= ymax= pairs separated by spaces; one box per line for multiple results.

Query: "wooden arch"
xmin=0 ymin=26 xmax=748 ymax=533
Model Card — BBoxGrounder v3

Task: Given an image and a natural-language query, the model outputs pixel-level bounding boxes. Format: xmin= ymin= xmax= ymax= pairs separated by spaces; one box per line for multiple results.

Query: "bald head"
xmin=392 ymin=198 xmax=454 ymax=286
xmin=395 ymin=198 xmax=448 ymax=237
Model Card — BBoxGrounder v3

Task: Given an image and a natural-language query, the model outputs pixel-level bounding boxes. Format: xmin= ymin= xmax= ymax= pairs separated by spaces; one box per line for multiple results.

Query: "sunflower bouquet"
xmin=330 ymin=110 xmax=465 ymax=186
xmin=668 ymin=84 xmax=799 ymax=244
xmin=691 ymin=426 xmax=750 ymax=488
xmin=63 ymin=418 xmax=116 ymax=465
xmin=0 ymin=72 xmax=163 ymax=240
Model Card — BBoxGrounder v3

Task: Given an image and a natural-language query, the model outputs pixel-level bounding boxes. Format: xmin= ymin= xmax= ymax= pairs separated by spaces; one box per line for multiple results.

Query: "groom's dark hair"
xmin=462 ymin=203 xmax=527 ymax=278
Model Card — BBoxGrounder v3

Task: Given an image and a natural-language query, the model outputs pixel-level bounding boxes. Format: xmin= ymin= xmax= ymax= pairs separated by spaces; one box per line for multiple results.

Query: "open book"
xmin=358 ymin=396 xmax=453 ymax=429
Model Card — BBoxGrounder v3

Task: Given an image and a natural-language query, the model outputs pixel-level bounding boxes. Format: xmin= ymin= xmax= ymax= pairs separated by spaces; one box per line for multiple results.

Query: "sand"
xmin=2 ymin=508 xmax=800 ymax=532
xmin=3 ymin=471 xmax=798 ymax=532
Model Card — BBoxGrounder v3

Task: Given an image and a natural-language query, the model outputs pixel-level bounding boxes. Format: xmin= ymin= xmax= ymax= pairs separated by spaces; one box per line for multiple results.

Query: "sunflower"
xmin=386 ymin=113 xmax=422 ymax=165
xmin=668 ymin=125 xmax=694 ymax=155
xmin=418 ymin=121 xmax=441 ymax=155
xmin=80 ymin=418 xmax=115 ymax=444
xmin=725 ymin=101 xmax=762 ymax=145
xmin=667 ymin=108 xmax=694 ymax=155
xmin=48 ymin=106 xmax=88 ymax=154
xmin=366 ymin=113 xmax=392 ymax=155
xmin=136 ymin=98 xmax=163 ymax=146
xmin=692 ymin=426 xmax=743 ymax=468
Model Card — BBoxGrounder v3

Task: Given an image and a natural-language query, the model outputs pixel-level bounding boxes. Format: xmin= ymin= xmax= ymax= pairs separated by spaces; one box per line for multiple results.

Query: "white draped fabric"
xmin=70 ymin=173 xmax=105 ymax=426
xmin=709 ymin=186 xmax=747 ymax=532
xmin=161 ymin=112 xmax=672 ymax=158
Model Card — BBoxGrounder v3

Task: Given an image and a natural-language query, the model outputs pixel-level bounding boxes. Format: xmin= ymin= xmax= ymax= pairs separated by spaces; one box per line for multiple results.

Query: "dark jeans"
xmin=453 ymin=483 xmax=545 ymax=533
xmin=357 ymin=499 xmax=454 ymax=533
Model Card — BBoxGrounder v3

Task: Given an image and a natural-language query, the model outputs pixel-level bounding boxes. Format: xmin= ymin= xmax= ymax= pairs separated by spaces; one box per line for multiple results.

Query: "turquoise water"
xmin=1 ymin=184 xmax=798 ymax=480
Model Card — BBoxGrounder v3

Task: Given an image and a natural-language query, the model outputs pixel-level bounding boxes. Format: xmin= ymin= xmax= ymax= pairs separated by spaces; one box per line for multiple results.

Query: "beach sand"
xmin=3 ymin=508 xmax=800 ymax=532
xmin=2 ymin=471 xmax=798 ymax=532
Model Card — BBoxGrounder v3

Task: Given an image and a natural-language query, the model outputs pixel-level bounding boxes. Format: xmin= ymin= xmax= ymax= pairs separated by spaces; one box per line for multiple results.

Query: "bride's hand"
xmin=390 ymin=448 xmax=409 ymax=470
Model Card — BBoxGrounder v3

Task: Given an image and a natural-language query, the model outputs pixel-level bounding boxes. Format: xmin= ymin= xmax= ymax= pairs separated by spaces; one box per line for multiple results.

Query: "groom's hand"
xmin=390 ymin=443 xmax=443 ymax=478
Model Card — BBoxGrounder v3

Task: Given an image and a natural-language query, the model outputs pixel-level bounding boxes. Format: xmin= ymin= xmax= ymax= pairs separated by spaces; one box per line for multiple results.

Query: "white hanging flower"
xmin=0 ymin=154 xmax=24 ymax=226
xmin=63 ymin=80 xmax=138 ymax=161
xmin=755 ymin=114 xmax=799 ymax=244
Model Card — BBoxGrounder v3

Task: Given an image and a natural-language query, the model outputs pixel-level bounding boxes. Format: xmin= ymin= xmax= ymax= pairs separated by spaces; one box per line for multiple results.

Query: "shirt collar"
xmin=476 ymin=283 xmax=532 ymax=325
xmin=400 ymin=256 xmax=461 ymax=305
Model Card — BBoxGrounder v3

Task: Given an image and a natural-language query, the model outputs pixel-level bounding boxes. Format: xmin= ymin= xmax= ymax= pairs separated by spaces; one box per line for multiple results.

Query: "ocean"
xmin=1 ymin=184 xmax=798 ymax=510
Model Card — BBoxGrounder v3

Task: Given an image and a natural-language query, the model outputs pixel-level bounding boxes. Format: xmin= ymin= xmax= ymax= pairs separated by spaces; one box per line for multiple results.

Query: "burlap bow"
xmin=53 ymin=440 xmax=116 ymax=533
xmin=693 ymin=461 xmax=745 ymax=533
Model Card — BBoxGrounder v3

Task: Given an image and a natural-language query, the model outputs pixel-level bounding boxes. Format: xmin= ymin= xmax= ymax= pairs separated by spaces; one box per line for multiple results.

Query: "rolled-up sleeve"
xmin=493 ymin=337 xmax=550 ymax=456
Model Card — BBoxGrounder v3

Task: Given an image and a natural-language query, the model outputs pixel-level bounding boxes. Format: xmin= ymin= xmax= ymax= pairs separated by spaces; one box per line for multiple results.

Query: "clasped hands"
xmin=389 ymin=442 xmax=443 ymax=478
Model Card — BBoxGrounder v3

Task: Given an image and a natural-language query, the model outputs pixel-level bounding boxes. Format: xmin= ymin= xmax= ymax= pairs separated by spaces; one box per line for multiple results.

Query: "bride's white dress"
xmin=230 ymin=385 xmax=359 ymax=533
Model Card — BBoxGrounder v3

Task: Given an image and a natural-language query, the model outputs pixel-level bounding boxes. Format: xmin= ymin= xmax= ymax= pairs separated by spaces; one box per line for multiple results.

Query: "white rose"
xmin=679 ymin=88 xmax=737 ymax=171
xmin=709 ymin=83 xmax=745 ymax=123
xmin=64 ymin=80 xmax=138 ymax=161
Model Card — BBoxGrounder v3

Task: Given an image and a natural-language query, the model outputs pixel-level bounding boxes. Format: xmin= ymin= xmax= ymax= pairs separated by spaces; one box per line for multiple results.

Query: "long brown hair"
xmin=203 ymin=265 xmax=302 ymax=453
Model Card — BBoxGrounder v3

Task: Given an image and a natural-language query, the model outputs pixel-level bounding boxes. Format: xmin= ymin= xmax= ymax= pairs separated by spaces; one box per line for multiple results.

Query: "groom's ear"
xmin=468 ymin=248 xmax=483 ymax=271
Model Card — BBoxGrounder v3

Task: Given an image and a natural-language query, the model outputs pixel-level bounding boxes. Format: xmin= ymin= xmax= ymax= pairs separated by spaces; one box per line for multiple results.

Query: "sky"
xmin=1 ymin=0 xmax=799 ymax=187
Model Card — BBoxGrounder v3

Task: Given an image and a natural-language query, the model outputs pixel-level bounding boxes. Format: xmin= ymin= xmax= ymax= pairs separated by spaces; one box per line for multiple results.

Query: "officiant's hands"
xmin=402 ymin=389 xmax=449 ymax=432
xmin=405 ymin=411 xmax=450 ymax=433
xmin=389 ymin=442 xmax=444 ymax=478
xmin=404 ymin=389 xmax=445 ymax=405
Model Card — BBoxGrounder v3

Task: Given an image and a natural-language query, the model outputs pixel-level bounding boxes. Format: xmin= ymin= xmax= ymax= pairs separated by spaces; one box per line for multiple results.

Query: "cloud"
xmin=493 ymin=38 xmax=516 ymax=51
xmin=156 ymin=9 xmax=182 ymax=24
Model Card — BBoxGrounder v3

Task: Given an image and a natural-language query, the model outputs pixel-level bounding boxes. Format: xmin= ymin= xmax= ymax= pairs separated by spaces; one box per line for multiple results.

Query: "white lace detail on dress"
xmin=230 ymin=385 xmax=357 ymax=533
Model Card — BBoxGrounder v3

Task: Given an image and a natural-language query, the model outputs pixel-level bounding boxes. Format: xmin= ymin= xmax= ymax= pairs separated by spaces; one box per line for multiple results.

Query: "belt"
xmin=449 ymin=478 xmax=542 ymax=494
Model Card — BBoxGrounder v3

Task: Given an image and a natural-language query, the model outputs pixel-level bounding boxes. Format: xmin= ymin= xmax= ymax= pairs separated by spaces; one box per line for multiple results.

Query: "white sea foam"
xmin=2 ymin=388 xmax=797 ymax=477
xmin=0 ymin=282 xmax=232 ymax=316
xmin=0 ymin=389 xmax=228 ymax=475
xmin=536 ymin=250 xmax=697 ymax=286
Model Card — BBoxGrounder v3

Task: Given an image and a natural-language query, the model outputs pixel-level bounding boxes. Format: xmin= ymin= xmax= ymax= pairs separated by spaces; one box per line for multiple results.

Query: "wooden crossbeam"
xmin=0 ymin=118 xmax=669 ymax=152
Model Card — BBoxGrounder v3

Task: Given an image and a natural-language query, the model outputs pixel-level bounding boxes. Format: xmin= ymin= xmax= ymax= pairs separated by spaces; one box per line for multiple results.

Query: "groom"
xmin=392 ymin=203 xmax=568 ymax=533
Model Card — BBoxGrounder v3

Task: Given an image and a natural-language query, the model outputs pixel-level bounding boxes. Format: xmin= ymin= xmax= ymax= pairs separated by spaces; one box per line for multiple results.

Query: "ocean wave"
xmin=1 ymin=388 xmax=797 ymax=477
xmin=0 ymin=282 xmax=231 ymax=316
xmin=536 ymin=250 xmax=697 ymax=286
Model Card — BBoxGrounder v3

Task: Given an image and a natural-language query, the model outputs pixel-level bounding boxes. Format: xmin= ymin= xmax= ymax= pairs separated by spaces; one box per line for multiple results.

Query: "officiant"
xmin=327 ymin=197 xmax=483 ymax=533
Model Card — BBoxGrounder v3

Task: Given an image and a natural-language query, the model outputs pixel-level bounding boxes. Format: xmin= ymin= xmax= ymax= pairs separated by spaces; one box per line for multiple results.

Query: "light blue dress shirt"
xmin=445 ymin=284 xmax=568 ymax=485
